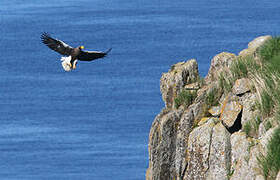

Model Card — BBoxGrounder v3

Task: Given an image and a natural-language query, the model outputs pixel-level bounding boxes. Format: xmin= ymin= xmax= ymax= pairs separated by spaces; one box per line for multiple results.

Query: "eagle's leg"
xmin=72 ymin=60 xmax=78 ymax=69
xmin=70 ymin=59 xmax=77 ymax=69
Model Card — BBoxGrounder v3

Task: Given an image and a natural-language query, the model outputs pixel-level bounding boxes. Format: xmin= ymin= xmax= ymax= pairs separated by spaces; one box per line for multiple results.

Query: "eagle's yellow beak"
xmin=80 ymin=46 xmax=84 ymax=49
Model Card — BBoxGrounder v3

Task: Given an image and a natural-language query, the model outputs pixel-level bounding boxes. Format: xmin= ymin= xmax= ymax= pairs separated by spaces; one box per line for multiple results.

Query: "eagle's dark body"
xmin=41 ymin=32 xmax=111 ymax=71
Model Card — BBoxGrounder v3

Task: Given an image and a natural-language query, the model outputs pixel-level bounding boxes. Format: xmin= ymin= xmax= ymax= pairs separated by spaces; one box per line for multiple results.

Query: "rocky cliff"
xmin=146 ymin=36 xmax=280 ymax=180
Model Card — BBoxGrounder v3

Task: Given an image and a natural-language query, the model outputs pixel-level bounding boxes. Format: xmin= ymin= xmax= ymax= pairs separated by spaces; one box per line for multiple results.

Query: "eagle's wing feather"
xmin=77 ymin=48 xmax=112 ymax=61
xmin=41 ymin=32 xmax=73 ymax=56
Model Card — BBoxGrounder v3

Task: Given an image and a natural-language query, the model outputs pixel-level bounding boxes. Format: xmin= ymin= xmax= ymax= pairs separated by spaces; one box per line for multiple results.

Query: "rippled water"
xmin=1 ymin=0 xmax=280 ymax=179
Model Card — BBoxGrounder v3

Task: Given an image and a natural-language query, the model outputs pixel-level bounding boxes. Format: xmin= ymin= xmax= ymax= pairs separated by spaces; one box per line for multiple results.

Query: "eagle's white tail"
xmin=61 ymin=56 xmax=72 ymax=72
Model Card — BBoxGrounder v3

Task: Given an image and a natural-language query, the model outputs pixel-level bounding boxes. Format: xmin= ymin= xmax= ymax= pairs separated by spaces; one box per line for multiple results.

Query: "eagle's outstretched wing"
xmin=41 ymin=32 xmax=74 ymax=56
xmin=77 ymin=48 xmax=112 ymax=61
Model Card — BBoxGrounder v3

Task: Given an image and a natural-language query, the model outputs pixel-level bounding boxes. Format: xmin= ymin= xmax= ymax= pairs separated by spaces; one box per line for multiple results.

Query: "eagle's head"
xmin=79 ymin=46 xmax=84 ymax=50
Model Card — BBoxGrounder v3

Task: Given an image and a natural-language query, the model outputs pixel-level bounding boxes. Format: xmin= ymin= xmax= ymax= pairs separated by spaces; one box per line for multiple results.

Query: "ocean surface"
xmin=1 ymin=0 xmax=280 ymax=179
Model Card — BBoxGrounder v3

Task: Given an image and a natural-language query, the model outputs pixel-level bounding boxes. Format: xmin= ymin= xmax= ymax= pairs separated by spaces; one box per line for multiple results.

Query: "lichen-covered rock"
xmin=232 ymin=78 xmax=251 ymax=95
xmin=241 ymin=128 xmax=278 ymax=180
xmin=231 ymin=132 xmax=249 ymax=165
xmin=205 ymin=52 xmax=236 ymax=83
xmin=160 ymin=59 xmax=199 ymax=108
xmin=230 ymin=159 xmax=257 ymax=180
xmin=147 ymin=104 xmax=196 ymax=180
xmin=258 ymin=122 xmax=266 ymax=137
xmin=147 ymin=109 xmax=181 ymax=180
xmin=184 ymin=119 xmax=215 ymax=180
xmin=175 ymin=107 xmax=195 ymax=179
xmin=206 ymin=123 xmax=231 ymax=180
xmin=147 ymin=35 xmax=279 ymax=180
xmin=209 ymin=106 xmax=221 ymax=117
xmin=239 ymin=35 xmax=272 ymax=57
xmin=238 ymin=93 xmax=257 ymax=126
xmin=229 ymin=132 xmax=257 ymax=180
xmin=220 ymin=95 xmax=242 ymax=129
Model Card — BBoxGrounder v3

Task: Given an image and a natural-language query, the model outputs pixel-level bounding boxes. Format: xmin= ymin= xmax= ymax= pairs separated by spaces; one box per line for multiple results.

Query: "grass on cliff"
xmin=230 ymin=55 xmax=260 ymax=81
xmin=205 ymin=87 xmax=220 ymax=106
xmin=258 ymin=127 xmax=280 ymax=180
xmin=174 ymin=89 xmax=197 ymax=109
xmin=259 ymin=37 xmax=280 ymax=62
xmin=255 ymin=36 xmax=280 ymax=118
xmin=218 ymin=73 xmax=233 ymax=93
xmin=243 ymin=116 xmax=261 ymax=137
xmin=227 ymin=37 xmax=280 ymax=120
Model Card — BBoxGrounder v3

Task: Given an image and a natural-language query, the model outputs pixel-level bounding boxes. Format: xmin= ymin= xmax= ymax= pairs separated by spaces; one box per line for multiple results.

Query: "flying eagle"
xmin=41 ymin=32 xmax=111 ymax=71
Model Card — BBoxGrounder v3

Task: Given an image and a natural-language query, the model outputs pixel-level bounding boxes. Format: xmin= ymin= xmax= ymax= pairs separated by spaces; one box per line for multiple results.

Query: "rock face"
xmin=184 ymin=119 xmax=215 ymax=180
xmin=160 ymin=60 xmax=199 ymax=109
xmin=205 ymin=52 xmax=236 ymax=84
xmin=206 ymin=123 xmax=231 ymax=180
xmin=146 ymin=36 xmax=278 ymax=180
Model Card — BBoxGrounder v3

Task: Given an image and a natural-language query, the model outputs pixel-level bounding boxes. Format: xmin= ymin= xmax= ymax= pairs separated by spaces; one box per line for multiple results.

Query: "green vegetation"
xmin=205 ymin=87 xmax=220 ymax=107
xmin=230 ymin=57 xmax=250 ymax=80
xmin=259 ymin=90 xmax=274 ymax=116
xmin=230 ymin=56 xmax=260 ymax=80
xmin=243 ymin=121 xmax=252 ymax=137
xmin=258 ymin=128 xmax=280 ymax=180
xmin=174 ymin=90 xmax=197 ymax=109
xmin=243 ymin=116 xmax=261 ymax=137
xmin=259 ymin=37 xmax=280 ymax=62
xmin=265 ymin=120 xmax=272 ymax=131
xmin=218 ymin=73 xmax=233 ymax=93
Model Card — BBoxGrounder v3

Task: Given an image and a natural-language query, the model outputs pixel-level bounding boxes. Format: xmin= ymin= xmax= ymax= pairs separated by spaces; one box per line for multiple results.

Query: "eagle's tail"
xmin=61 ymin=56 xmax=72 ymax=72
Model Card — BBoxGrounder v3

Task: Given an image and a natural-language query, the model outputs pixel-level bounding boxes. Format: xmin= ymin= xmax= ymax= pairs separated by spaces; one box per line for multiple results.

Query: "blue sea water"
xmin=1 ymin=0 xmax=280 ymax=179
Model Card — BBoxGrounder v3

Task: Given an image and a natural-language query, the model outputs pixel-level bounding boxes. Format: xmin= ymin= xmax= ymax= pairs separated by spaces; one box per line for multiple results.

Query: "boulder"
xmin=232 ymin=78 xmax=251 ymax=96
xmin=220 ymin=95 xmax=242 ymax=130
xmin=205 ymin=52 xmax=236 ymax=83
xmin=160 ymin=59 xmax=199 ymax=108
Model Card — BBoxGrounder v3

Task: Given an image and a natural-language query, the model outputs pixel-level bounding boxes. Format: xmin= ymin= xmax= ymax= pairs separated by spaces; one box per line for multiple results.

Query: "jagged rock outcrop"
xmin=147 ymin=36 xmax=279 ymax=180
xmin=205 ymin=52 xmax=236 ymax=84
xmin=160 ymin=60 xmax=199 ymax=109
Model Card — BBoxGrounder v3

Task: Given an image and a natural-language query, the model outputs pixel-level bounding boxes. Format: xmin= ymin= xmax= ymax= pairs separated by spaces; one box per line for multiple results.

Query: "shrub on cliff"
xmin=174 ymin=90 xmax=197 ymax=109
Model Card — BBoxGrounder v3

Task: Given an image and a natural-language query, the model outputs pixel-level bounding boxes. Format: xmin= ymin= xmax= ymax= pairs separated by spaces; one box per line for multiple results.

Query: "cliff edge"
xmin=146 ymin=36 xmax=280 ymax=180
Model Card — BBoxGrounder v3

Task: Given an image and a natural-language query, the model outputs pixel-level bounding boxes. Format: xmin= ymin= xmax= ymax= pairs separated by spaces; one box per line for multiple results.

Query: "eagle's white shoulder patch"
xmin=61 ymin=56 xmax=72 ymax=72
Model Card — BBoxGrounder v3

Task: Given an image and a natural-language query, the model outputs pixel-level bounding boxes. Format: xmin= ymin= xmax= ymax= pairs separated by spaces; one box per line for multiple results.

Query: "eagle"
xmin=41 ymin=32 xmax=111 ymax=71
